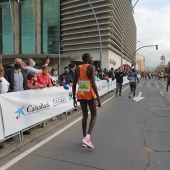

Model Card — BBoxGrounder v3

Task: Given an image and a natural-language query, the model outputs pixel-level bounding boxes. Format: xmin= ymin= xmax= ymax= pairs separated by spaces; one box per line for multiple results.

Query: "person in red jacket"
xmin=37 ymin=65 xmax=52 ymax=87
xmin=27 ymin=72 xmax=44 ymax=89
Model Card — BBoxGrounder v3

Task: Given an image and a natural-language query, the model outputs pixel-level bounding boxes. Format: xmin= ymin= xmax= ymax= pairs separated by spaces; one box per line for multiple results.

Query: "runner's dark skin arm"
xmin=72 ymin=66 xmax=79 ymax=107
xmin=87 ymin=65 xmax=101 ymax=107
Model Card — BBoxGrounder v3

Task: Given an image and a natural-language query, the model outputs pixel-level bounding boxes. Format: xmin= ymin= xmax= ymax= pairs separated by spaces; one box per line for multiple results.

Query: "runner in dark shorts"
xmin=72 ymin=53 xmax=101 ymax=149
xmin=128 ymin=69 xmax=138 ymax=99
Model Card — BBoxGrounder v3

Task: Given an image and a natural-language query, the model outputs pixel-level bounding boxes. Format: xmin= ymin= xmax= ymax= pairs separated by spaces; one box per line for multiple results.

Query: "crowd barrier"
xmin=0 ymin=77 xmax=129 ymax=141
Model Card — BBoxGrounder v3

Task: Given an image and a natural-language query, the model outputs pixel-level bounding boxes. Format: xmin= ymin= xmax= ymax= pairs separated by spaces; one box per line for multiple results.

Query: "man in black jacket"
xmin=115 ymin=69 xmax=126 ymax=97
xmin=4 ymin=58 xmax=27 ymax=92
xmin=67 ymin=63 xmax=76 ymax=84
xmin=4 ymin=58 xmax=30 ymax=136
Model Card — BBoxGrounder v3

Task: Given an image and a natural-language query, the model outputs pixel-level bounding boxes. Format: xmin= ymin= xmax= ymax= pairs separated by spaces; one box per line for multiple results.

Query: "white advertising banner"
xmin=123 ymin=76 xmax=129 ymax=85
xmin=0 ymin=86 xmax=74 ymax=137
xmin=0 ymin=78 xmax=128 ymax=138
xmin=109 ymin=78 xmax=116 ymax=91
xmin=0 ymin=106 xmax=5 ymax=140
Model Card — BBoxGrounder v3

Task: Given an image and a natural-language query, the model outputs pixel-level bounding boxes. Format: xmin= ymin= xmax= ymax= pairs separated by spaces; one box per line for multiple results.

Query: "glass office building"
xmin=0 ymin=1 xmax=13 ymax=55
xmin=42 ymin=0 xmax=60 ymax=54
xmin=0 ymin=0 xmax=136 ymax=69
xmin=21 ymin=0 xmax=35 ymax=54
xmin=0 ymin=0 xmax=60 ymax=55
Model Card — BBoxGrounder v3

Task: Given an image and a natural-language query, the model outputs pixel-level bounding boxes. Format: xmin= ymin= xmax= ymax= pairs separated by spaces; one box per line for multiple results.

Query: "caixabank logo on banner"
xmin=15 ymin=106 xmax=26 ymax=119
xmin=15 ymin=102 xmax=50 ymax=119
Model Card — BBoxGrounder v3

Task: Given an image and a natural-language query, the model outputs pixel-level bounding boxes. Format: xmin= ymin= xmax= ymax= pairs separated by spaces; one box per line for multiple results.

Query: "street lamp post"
xmin=145 ymin=53 xmax=152 ymax=60
xmin=145 ymin=58 xmax=151 ymax=69
xmin=88 ymin=0 xmax=102 ymax=69
xmin=121 ymin=0 xmax=141 ymax=67
xmin=57 ymin=42 xmax=64 ymax=76
xmin=132 ymin=45 xmax=158 ymax=69
xmin=144 ymin=53 xmax=152 ymax=70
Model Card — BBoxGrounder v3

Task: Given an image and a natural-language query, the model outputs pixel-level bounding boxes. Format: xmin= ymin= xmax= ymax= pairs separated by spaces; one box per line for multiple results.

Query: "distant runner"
xmin=72 ymin=53 xmax=101 ymax=149
xmin=160 ymin=71 xmax=164 ymax=82
xmin=128 ymin=69 xmax=138 ymax=99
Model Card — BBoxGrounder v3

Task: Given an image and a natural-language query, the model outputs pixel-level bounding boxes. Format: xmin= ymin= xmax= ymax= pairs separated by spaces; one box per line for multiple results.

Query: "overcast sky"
xmin=133 ymin=0 xmax=170 ymax=67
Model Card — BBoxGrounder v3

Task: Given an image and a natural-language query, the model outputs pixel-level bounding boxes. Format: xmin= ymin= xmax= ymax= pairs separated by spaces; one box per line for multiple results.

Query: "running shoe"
xmin=115 ymin=94 xmax=117 ymax=97
xmin=82 ymin=137 xmax=94 ymax=149
xmin=82 ymin=143 xmax=91 ymax=148
xmin=129 ymin=94 xmax=131 ymax=99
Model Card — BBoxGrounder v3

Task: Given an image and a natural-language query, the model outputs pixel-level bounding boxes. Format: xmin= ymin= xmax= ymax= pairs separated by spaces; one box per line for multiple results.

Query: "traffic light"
xmin=156 ymin=45 xmax=158 ymax=50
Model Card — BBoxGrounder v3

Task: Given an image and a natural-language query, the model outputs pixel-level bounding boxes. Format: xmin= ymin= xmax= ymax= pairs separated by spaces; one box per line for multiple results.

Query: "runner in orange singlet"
xmin=72 ymin=53 xmax=101 ymax=149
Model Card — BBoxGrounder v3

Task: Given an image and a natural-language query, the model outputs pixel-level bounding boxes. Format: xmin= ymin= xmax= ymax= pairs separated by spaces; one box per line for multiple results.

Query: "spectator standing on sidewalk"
xmin=0 ymin=64 xmax=10 ymax=149
xmin=37 ymin=65 xmax=52 ymax=87
xmin=25 ymin=58 xmax=50 ymax=74
xmin=67 ymin=63 xmax=76 ymax=85
xmin=60 ymin=76 xmax=70 ymax=90
xmin=27 ymin=72 xmax=44 ymax=89
xmin=49 ymin=67 xmax=59 ymax=87
xmin=115 ymin=69 xmax=126 ymax=97
xmin=4 ymin=58 xmax=31 ymax=136
xmin=60 ymin=66 xmax=69 ymax=83
xmin=108 ymin=67 xmax=115 ymax=81
xmin=0 ymin=64 xmax=10 ymax=94
xmin=4 ymin=58 xmax=27 ymax=92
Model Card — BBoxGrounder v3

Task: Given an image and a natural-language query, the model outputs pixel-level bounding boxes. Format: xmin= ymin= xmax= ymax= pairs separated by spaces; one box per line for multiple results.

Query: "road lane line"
xmin=0 ymin=86 xmax=130 ymax=170
xmin=160 ymin=91 xmax=163 ymax=96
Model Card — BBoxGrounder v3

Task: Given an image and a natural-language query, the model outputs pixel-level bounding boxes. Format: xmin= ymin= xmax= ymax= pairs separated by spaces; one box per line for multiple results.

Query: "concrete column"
xmin=36 ymin=0 xmax=42 ymax=54
xmin=14 ymin=1 xmax=20 ymax=54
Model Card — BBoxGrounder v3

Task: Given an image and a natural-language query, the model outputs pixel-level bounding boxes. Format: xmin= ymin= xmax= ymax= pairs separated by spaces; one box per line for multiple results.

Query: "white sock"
xmin=86 ymin=134 xmax=90 ymax=139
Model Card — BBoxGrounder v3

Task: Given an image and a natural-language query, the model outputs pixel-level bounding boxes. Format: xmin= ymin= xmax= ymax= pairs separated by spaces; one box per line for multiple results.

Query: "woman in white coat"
xmin=0 ymin=64 xmax=10 ymax=149
xmin=0 ymin=64 xmax=10 ymax=93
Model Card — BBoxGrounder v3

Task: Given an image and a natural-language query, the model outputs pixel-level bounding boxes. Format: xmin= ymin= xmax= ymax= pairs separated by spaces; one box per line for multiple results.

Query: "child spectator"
xmin=50 ymin=67 xmax=59 ymax=87
xmin=27 ymin=72 xmax=44 ymax=89
xmin=103 ymin=74 xmax=109 ymax=82
xmin=37 ymin=65 xmax=52 ymax=87
xmin=60 ymin=76 xmax=69 ymax=90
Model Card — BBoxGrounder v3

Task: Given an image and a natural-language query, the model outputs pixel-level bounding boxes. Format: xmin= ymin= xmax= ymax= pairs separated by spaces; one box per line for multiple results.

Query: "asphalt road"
xmin=0 ymin=79 xmax=170 ymax=170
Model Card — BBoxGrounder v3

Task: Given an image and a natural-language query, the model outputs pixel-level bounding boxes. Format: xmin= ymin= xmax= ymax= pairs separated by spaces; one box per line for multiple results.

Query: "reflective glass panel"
xmin=42 ymin=0 xmax=60 ymax=54
xmin=21 ymin=0 xmax=35 ymax=54
xmin=0 ymin=2 xmax=13 ymax=55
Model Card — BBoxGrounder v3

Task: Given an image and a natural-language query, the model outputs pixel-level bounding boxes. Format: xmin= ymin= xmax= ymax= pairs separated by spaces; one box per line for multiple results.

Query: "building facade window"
xmin=21 ymin=0 xmax=35 ymax=54
xmin=0 ymin=2 xmax=13 ymax=55
xmin=42 ymin=0 xmax=60 ymax=54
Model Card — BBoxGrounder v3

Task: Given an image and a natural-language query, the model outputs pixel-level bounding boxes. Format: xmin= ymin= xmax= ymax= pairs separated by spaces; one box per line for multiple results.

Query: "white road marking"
xmin=0 ymin=86 xmax=129 ymax=170
xmin=133 ymin=92 xmax=145 ymax=102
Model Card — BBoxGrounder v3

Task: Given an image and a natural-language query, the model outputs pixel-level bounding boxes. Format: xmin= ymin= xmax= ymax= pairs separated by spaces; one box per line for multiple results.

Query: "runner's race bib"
xmin=130 ymin=77 xmax=135 ymax=82
xmin=78 ymin=80 xmax=90 ymax=91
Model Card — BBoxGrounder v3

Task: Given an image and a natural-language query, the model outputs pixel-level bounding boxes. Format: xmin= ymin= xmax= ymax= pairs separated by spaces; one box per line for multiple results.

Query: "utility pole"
xmin=57 ymin=42 xmax=64 ymax=76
